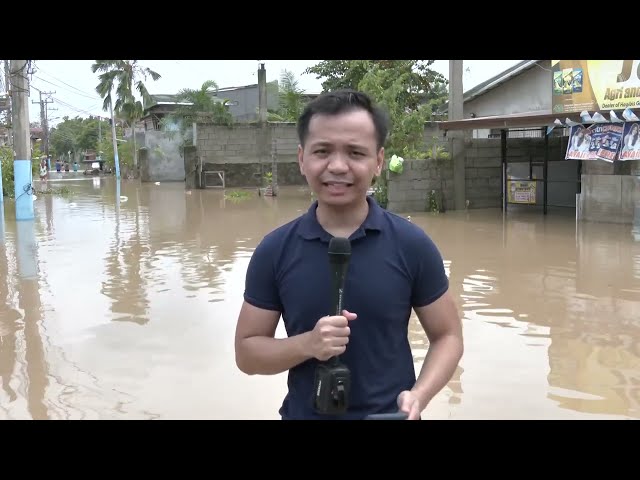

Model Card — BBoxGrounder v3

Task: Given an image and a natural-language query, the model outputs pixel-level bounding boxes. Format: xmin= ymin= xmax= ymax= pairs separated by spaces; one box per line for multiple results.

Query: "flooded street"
xmin=1 ymin=176 xmax=639 ymax=420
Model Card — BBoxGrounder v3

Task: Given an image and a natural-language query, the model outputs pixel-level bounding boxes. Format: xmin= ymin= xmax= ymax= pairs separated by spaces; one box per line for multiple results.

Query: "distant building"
xmin=439 ymin=60 xmax=553 ymax=138
xmin=140 ymin=81 xmax=281 ymax=132
xmin=30 ymin=127 xmax=45 ymax=153
xmin=0 ymin=124 xmax=47 ymax=152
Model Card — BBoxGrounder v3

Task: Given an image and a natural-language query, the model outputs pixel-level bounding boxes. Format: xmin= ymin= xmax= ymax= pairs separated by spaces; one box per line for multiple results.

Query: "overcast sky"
xmin=20 ymin=60 xmax=523 ymax=127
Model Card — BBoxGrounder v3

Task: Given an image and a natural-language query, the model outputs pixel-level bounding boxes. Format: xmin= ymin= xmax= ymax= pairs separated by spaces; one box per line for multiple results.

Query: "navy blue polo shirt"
xmin=243 ymin=196 xmax=449 ymax=420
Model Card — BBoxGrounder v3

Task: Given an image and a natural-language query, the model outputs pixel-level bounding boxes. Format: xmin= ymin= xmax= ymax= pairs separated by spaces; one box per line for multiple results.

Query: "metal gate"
xmin=501 ymin=128 xmax=581 ymax=214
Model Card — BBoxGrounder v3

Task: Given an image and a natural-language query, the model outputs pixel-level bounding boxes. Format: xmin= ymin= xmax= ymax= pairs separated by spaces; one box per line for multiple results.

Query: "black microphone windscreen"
xmin=328 ymin=237 xmax=351 ymax=263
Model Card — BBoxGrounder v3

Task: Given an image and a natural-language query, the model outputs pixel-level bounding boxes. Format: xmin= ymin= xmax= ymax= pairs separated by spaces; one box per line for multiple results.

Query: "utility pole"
xmin=31 ymin=90 xmax=55 ymax=162
xmin=258 ymin=63 xmax=267 ymax=125
xmin=257 ymin=63 xmax=268 ymax=181
xmin=10 ymin=60 xmax=34 ymax=221
xmin=448 ymin=60 xmax=466 ymax=211
xmin=3 ymin=60 xmax=10 ymax=148
xmin=3 ymin=60 xmax=8 ymax=94
xmin=44 ymin=101 xmax=56 ymax=161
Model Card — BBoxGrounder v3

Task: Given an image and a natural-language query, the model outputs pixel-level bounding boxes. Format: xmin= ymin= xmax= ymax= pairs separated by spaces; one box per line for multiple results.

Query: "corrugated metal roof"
xmin=436 ymin=109 xmax=583 ymax=131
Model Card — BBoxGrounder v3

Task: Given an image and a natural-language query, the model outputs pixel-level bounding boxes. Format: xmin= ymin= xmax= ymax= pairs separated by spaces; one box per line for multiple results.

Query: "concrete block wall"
xmin=270 ymin=123 xmax=299 ymax=162
xmin=141 ymin=121 xmax=639 ymax=226
xmin=387 ymin=136 xmax=581 ymax=213
xmin=583 ymin=159 xmax=640 ymax=175
xmin=464 ymin=139 xmax=503 ymax=209
xmin=581 ymin=174 xmax=640 ymax=224
xmin=197 ymin=123 xmax=262 ymax=164
xmin=387 ymin=159 xmax=454 ymax=212
xmin=195 ymin=122 xmax=305 ymax=187
xmin=387 ymin=140 xmax=503 ymax=213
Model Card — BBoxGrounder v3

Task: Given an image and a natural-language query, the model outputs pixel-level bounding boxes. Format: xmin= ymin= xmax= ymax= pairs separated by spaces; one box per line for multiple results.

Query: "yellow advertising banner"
xmin=552 ymin=60 xmax=640 ymax=114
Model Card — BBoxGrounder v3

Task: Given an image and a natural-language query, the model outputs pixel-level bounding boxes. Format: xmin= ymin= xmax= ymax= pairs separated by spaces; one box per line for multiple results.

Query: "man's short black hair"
xmin=297 ymin=89 xmax=390 ymax=150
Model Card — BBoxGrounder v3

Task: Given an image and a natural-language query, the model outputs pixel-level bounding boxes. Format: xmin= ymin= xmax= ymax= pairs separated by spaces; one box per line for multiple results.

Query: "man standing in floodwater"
xmin=234 ymin=89 xmax=463 ymax=420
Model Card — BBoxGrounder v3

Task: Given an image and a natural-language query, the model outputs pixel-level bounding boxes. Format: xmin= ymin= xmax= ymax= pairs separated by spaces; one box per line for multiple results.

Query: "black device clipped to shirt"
xmin=313 ymin=237 xmax=352 ymax=415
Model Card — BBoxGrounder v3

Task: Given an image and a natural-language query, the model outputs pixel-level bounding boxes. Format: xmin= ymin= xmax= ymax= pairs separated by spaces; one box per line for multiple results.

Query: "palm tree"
xmin=91 ymin=60 xmax=161 ymax=172
xmin=277 ymin=69 xmax=306 ymax=121
xmin=174 ymin=80 xmax=233 ymax=124
xmin=157 ymin=80 xmax=233 ymax=145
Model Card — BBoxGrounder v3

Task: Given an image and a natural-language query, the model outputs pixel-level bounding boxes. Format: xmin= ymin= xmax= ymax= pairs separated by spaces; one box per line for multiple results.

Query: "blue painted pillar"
xmin=0 ymin=156 xmax=4 ymax=202
xmin=14 ymin=159 xmax=34 ymax=221
xmin=114 ymin=150 xmax=121 ymax=179
xmin=16 ymin=218 xmax=37 ymax=280
xmin=115 ymin=177 xmax=121 ymax=215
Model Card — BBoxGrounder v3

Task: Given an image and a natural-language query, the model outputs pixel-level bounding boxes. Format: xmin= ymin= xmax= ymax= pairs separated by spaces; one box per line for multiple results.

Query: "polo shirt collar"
xmin=298 ymin=195 xmax=384 ymax=241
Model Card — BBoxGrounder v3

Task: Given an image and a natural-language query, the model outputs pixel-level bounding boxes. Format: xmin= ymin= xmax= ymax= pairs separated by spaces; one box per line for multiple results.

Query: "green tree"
xmin=97 ymin=128 xmax=133 ymax=171
xmin=304 ymin=61 xmax=373 ymax=94
xmin=358 ymin=65 xmax=430 ymax=158
xmin=1 ymin=146 xmax=39 ymax=198
xmin=49 ymin=116 xmax=111 ymax=161
xmin=175 ymin=80 xmax=233 ymax=125
xmin=91 ymin=60 xmax=161 ymax=170
xmin=1 ymin=145 xmax=14 ymax=197
xmin=276 ymin=69 xmax=306 ymax=121
xmin=305 ymin=60 xmax=448 ymax=208
xmin=305 ymin=60 xmax=447 ymax=157
xmin=161 ymin=80 xmax=234 ymax=144
xmin=305 ymin=60 xmax=448 ymax=118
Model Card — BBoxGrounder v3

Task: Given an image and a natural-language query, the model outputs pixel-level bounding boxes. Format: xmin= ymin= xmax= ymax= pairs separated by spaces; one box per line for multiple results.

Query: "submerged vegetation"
xmin=35 ymin=186 xmax=73 ymax=197
xmin=224 ymin=189 xmax=253 ymax=202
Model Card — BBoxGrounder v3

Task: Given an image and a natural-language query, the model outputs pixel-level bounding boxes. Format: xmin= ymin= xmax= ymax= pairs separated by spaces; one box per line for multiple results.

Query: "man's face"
xmin=298 ymin=109 xmax=384 ymax=208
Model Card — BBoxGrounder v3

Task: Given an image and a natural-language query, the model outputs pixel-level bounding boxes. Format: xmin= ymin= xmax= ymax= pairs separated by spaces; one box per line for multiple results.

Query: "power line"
xmin=32 ymin=74 xmax=98 ymax=100
xmin=33 ymin=64 xmax=99 ymax=98
xmin=31 ymin=90 xmax=55 ymax=157
xmin=51 ymin=96 xmax=101 ymax=118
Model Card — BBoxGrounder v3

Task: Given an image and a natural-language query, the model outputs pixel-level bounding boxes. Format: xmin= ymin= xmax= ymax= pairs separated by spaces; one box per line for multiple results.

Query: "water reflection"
xmin=0 ymin=208 xmax=17 ymax=410
xmin=0 ymin=177 xmax=638 ymax=419
xmin=0 ymin=211 xmax=50 ymax=419
xmin=410 ymin=209 xmax=640 ymax=419
xmin=17 ymin=221 xmax=49 ymax=419
xmin=1 ymin=178 xmax=310 ymax=419
xmin=0 ymin=203 xmax=4 ymax=242
xmin=102 ymin=180 xmax=149 ymax=324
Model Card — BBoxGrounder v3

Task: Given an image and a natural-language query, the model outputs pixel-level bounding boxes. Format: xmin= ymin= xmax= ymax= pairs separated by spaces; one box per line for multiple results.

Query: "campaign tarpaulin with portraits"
xmin=565 ymin=124 xmax=623 ymax=161
xmin=618 ymin=121 xmax=640 ymax=161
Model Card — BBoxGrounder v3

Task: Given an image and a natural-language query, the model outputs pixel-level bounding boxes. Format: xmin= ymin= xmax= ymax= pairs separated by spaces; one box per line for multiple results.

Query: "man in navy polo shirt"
xmin=234 ymin=89 xmax=463 ymax=420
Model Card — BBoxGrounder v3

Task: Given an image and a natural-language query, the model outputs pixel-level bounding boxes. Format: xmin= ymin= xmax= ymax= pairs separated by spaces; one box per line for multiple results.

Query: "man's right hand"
xmin=307 ymin=310 xmax=357 ymax=361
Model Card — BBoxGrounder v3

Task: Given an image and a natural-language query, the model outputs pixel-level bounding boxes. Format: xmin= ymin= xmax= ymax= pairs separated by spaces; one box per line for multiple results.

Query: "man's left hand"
xmin=397 ymin=390 xmax=422 ymax=420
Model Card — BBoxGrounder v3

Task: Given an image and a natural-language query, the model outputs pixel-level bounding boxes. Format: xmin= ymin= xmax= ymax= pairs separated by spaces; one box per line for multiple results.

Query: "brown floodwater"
xmin=0 ymin=176 xmax=638 ymax=420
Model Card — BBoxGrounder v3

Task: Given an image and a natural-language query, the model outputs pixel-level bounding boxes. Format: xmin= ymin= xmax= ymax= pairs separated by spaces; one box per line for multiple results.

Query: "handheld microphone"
xmin=328 ymin=236 xmax=351 ymax=317
xmin=313 ymin=237 xmax=353 ymax=415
